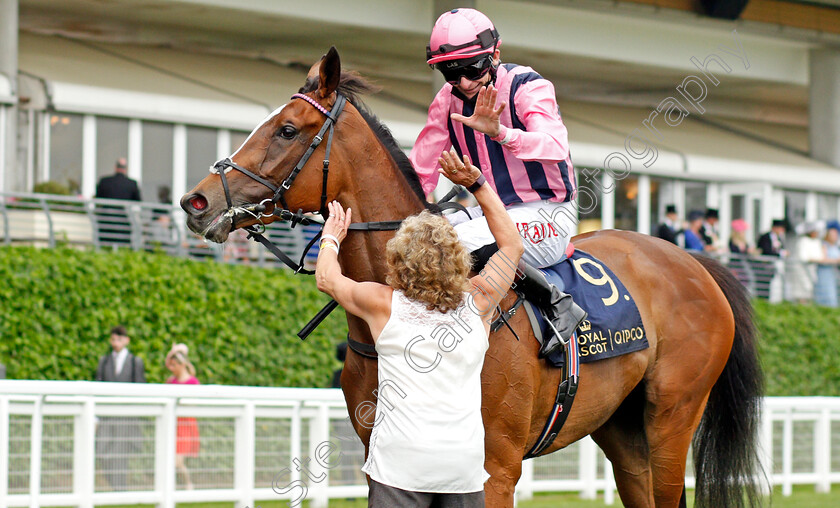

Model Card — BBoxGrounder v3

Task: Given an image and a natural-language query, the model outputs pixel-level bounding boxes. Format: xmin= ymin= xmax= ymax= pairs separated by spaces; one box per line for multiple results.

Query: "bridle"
xmin=211 ymin=92 xmax=346 ymax=229
xmin=208 ymin=92 xmax=402 ymax=275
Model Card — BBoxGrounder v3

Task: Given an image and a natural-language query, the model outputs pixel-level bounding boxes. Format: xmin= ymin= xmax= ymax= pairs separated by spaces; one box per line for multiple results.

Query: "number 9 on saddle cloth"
xmin=471 ymin=244 xmax=647 ymax=364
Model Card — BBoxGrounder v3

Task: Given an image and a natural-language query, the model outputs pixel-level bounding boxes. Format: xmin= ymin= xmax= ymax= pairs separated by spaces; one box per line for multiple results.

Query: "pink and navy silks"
xmin=410 ymin=64 xmax=576 ymax=207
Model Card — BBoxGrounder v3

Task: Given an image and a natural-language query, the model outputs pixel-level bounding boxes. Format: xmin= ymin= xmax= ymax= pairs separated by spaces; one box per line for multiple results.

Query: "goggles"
xmin=426 ymin=28 xmax=499 ymax=61
xmin=435 ymin=55 xmax=494 ymax=85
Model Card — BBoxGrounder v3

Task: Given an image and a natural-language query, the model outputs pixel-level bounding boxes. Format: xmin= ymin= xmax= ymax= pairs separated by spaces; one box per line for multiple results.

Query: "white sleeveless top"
xmin=361 ymin=289 xmax=490 ymax=493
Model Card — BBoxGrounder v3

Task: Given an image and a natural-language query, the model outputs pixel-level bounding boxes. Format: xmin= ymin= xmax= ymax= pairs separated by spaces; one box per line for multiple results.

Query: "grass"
xmin=95 ymin=484 xmax=840 ymax=507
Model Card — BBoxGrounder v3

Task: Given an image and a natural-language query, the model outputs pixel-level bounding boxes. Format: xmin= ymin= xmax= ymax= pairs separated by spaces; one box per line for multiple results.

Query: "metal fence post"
xmin=579 ymin=436 xmax=598 ymax=499
xmin=815 ymin=407 xmax=831 ymax=493
xmin=289 ymin=403 xmax=302 ymax=502
xmin=782 ymin=409 xmax=793 ymax=496
xmin=74 ymin=398 xmax=96 ymax=508
xmin=39 ymin=198 xmax=54 ymax=248
xmin=234 ymin=402 xmax=256 ymax=508
xmin=0 ymin=396 xmax=9 ymax=504
xmin=759 ymin=399 xmax=775 ymax=496
xmin=307 ymin=403 xmax=330 ymax=508
xmin=29 ymin=396 xmax=43 ymax=508
xmin=515 ymin=457 xmax=534 ymax=503
xmin=156 ymin=399 xmax=176 ymax=508
xmin=603 ymin=454 xmax=616 ymax=505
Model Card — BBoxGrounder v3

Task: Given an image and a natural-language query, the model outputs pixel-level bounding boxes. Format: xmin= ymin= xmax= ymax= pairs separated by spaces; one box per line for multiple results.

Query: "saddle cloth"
xmin=525 ymin=249 xmax=648 ymax=367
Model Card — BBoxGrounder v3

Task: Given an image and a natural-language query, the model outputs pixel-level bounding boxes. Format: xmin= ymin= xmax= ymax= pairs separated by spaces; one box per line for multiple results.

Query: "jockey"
xmin=410 ymin=7 xmax=586 ymax=357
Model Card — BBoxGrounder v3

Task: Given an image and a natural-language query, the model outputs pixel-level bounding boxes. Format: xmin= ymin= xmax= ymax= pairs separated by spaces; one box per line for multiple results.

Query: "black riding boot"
xmin=515 ymin=261 xmax=587 ymax=358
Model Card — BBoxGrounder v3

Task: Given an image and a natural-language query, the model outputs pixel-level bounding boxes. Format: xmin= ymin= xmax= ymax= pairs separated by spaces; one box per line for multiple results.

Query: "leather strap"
xmin=347 ymin=334 xmax=378 ymax=359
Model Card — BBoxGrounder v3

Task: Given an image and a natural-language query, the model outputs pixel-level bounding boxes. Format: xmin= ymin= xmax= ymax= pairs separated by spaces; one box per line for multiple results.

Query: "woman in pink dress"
xmin=165 ymin=343 xmax=200 ymax=490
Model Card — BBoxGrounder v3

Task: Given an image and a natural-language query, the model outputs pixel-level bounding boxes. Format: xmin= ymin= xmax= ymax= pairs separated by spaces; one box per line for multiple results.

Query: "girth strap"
xmin=347 ymin=334 xmax=378 ymax=359
xmin=524 ymin=330 xmax=580 ymax=459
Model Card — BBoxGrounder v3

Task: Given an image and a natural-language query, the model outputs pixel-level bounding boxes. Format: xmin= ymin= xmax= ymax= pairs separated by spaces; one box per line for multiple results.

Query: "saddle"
xmin=491 ymin=246 xmax=648 ymax=458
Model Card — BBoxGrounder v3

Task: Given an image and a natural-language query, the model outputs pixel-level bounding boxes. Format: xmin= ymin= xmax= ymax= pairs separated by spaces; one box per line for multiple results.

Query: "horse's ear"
xmin=317 ymin=47 xmax=341 ymax=99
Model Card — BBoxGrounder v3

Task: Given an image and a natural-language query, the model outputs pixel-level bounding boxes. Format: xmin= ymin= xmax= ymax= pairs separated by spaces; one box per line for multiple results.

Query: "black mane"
xmin=299 ymin=74 xmax=431 ymax=207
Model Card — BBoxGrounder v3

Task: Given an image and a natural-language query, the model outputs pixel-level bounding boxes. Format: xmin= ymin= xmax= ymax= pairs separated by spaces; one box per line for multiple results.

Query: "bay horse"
xmin=181 ymin=48 xmax=763 ymax=508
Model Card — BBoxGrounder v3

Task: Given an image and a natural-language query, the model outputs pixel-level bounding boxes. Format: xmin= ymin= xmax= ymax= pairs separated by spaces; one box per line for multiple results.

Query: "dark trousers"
xmin=368 ymin=479 xmax=485 ymax=508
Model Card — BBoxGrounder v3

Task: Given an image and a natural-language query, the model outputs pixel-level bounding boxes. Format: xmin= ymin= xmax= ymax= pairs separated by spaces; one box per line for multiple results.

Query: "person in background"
xmin=728 ymin=218 xmax=754 ymax=255
xmin=680 ymin=210 xmax=706 ymax=251
xmin=96 ymin=158 xmax=141 ymax=201
xmin=700 ymin=208 xmax=721 ymax=252
xmin=95 ymin=325 xmax=146 ymax=491
xmin=331 ymin=342 xmax=347 ymax=389
xmin=95 ymin=158 xmax=141 ymax=245
xmin=166 ymin=343 xmax=201 ymax=490
xmin=757 ymin=219 xmax=788 ymax=257
xmin=656 ymin=204 xmax=680 ymax=244
xmin=756 ymin=219 xmax=788 ymax=302
xmin=728 ymin=218 xmax=754 ymax=287
xmin=793 ymin=221 xmax=823 ymax=304
xmin=814 ymin=221 xmax=840 ymax=307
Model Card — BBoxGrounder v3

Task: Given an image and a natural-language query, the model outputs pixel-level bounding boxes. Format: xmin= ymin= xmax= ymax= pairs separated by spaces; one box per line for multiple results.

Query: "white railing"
xmin=1 ymin=383 xmax=840 ymax=507
xmin=0 ymin=191 xmax=320 ymax=269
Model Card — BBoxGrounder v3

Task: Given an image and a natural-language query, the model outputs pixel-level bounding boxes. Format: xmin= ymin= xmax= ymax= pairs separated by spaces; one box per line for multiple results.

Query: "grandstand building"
xmin=1 ymin=0 xmax=840 ymax=244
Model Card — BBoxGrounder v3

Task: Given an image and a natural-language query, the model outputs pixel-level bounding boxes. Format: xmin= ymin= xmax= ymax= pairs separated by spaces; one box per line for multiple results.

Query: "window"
xmin=784 ymin=190 xmax=807 ymax=231
xmin=650 ymin=177 xmax=677 ymax=231
xmin=142 ymin=121 xmax=175 ymax=204
xmin=47 ymin=113 xmax=83 ymax=193
xmin=684 ymin=181 xmax=707 ymax=217
xmin=576 ymin=167 xmax=601 ymax=233
xmin=615 ymin=175 xmax=638 ymax=231
xmin=817 ymin=193 xmax=838 ymax=221
xmin=96 ymin=116 xmax=129 ymax=181
xmin=186 ymin=126 xmax=218 ymax=190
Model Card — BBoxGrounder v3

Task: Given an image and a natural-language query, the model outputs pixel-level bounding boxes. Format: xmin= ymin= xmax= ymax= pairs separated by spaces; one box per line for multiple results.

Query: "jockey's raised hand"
xmin=449 ymin=85 xmax=506 ymax=138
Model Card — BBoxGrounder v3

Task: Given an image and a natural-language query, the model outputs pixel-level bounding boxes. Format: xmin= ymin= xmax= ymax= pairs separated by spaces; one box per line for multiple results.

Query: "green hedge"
xmin=1 ymin=245 xmax=839 ymax=395
xmin=753 ymin=299 xmax=840 ymax=397
xmin=0 ymin=246 xmax=347 ymax=387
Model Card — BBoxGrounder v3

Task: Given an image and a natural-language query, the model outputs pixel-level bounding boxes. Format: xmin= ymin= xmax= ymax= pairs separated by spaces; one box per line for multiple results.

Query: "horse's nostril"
xmin=190 ymin=195 xmax=208 ymax=211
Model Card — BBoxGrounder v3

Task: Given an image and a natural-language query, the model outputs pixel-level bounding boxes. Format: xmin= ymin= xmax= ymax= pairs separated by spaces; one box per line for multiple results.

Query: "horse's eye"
xmin=278 ymin=125 xmax=297 ymax=139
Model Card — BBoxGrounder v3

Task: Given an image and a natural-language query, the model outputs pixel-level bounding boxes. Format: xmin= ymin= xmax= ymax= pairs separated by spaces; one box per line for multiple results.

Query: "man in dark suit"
xmin=96 ymin=325 xmax=146 ymax=491
xmin=757 ymin=219 xmax=787 ymax=257
xmin=95 ymin=158 xmax=141 ymax=201
xmin=700 ymin=208 xmax=721 ymax=251
xmin=95 ymin=158 xmax=141 ymax=246
xmin=656 ymin=204 xmax=680 ymax=244
xmin=754 ymin=219 xmax=788 ymax=301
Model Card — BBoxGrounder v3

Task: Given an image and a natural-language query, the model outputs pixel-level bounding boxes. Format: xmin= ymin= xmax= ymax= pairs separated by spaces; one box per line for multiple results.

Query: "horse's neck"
xmin=337 ymin=135 xmax=424 ymax=285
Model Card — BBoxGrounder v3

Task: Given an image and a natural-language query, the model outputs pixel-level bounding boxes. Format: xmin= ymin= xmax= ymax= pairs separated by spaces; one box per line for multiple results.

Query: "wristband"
xmin=491 ymin=125 xmax=513 ymax=145
xmin=321 ymin=234 xmax=341 ymax=248
xmin=467 ymin=174 xmax=487 ymax=193
xmin=320 ymin=242 xmax=339 ymax=255
xmin=320 ymin=238 xmax=339 ymax=254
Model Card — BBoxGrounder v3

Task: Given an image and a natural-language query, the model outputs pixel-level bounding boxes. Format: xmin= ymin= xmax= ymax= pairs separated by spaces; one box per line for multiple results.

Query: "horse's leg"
xmin=482 ymin=307 xmax=540 ymax=508
xmin=484 ymin=443 xmax=523 ymax=507
xmin=643 ymin=387 xmax=709 ymax=508
xmin=590 ymin=384 xmax=654 ymax=507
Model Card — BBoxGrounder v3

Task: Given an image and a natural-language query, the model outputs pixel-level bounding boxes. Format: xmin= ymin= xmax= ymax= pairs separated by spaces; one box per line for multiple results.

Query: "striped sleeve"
xmin=499 ymin=79 xmax=569 ymax=164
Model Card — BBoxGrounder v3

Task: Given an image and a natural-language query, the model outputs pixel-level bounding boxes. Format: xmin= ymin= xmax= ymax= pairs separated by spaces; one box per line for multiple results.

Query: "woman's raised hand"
xmin=323 ymin=200 xmax=352 ymax=245
xmin=438 ymin=149 xmax=482 ymax=188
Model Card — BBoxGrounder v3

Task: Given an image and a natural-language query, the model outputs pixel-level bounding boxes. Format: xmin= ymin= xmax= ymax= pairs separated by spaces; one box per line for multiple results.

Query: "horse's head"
xmin=180 ymin=47 xmax=348 ymax=243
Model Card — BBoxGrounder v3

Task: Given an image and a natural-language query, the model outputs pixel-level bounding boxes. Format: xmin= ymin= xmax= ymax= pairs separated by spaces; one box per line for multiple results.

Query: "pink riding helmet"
xmin=426 ymin=8 xmax=501 ymax=65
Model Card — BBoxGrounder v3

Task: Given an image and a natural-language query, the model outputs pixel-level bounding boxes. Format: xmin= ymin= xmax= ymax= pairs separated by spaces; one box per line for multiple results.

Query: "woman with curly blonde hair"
xmin=316 ymin=150 xmax=523 ymax=508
